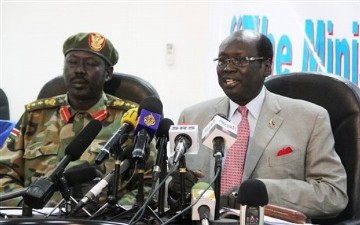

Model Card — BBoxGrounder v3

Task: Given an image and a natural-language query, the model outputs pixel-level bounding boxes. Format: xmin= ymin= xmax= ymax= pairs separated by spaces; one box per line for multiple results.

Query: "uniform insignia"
xmin=25 ymin=96 xmax=64 ymax=112
xmin=6 ymin=136 xmax=12 ymax=143
xmin=44 ymin=98 xmax=57 ymax=106
xmin=112 ymin=99 xmax=124 ymax=107
xmin=106 ymin=94 xmax=138 ymax=111
xmin=60 ymin=105 xmax=72 ymax=123
xmin=10 ymin=127 xmax=20 ymax=137
xmin=92 ymin=109 xmax=108 ymax=122
xmin=5 ymin=127 xmax=20 ymax=143
xmin=88 ymin=33 xmax=106 ymax=52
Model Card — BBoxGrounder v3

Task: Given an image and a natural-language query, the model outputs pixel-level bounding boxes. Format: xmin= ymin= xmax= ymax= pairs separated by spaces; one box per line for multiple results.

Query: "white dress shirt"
xmin=228 ymin=86 xmax=265 ymax=138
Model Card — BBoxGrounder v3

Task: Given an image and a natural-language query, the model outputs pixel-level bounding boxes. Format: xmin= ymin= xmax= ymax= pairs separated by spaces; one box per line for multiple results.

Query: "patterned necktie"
xmin=221 ymin=106 xmax=250 ymax=194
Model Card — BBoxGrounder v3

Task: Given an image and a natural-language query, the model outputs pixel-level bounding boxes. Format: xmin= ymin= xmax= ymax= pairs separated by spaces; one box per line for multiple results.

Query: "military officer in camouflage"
xmin=0 ymin=32 xmax=156 ymax=207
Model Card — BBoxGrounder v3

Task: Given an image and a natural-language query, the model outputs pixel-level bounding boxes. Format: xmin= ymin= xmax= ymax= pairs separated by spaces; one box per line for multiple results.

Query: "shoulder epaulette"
xmin=106 ymin=94 xmax=138 ymax=111
xmin=25 ymin=95 xmax=66 ymax=112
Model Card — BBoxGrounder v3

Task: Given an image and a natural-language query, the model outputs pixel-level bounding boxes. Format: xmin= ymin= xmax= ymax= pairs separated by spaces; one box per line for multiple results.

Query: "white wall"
xmin=1 ymin=1 xmax=218 ymax=124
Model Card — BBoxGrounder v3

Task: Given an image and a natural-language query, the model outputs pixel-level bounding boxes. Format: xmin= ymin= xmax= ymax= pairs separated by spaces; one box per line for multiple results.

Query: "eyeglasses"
xmin=213 ymin=56 xmax=265 ymax=67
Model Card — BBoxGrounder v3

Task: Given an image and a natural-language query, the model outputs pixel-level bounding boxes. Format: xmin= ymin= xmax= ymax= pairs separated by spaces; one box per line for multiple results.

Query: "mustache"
xmin=70 ymin=75 xmax=88 ymax=83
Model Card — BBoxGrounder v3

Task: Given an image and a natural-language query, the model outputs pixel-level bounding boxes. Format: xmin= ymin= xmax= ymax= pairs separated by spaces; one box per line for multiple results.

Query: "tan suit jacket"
xmin=178 ymin=88 xmax=348 ymax=219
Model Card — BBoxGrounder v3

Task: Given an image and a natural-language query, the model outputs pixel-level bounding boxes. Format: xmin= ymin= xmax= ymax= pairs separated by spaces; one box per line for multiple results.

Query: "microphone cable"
xmin=161 ymin=167 xmax=220 ymax=225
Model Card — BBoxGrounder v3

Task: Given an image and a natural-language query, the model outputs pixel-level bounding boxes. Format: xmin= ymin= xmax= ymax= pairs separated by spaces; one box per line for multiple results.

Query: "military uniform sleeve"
xmin=0 ymin=114 xmax=27 ymax=206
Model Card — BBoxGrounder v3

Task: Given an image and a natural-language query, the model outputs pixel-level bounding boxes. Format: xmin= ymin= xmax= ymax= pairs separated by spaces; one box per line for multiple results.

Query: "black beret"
xmin=63 ymin=32 xmax=119 ymax=66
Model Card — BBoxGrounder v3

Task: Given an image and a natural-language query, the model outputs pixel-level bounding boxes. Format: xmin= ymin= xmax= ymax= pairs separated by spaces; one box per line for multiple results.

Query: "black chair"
xmin=0 ymin=88 xmax=10 ymax=120
xmin=37 ymin=72 xmax=160 ymax=104
xmin=264 ymin=72 xmax=360 ymax=225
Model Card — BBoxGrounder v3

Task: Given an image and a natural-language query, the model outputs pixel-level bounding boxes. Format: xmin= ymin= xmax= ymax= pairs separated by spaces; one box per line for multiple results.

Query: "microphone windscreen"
xmin=120 ymin=107 xmax=139 ymax=127
xmin=63 ymin=166 xmax=98 ymax=187
xmin=138 ymin=96 xmax=163 ymax=115
xmin=156 ymin=118 xmax=174 ymax=140
xmin=65 ymin=119 xmax=102 ymax=160
xmin=237 ymin=179 xmax=269 ymax=206
xmin=134 ymin=97 xmax=163 ymax=139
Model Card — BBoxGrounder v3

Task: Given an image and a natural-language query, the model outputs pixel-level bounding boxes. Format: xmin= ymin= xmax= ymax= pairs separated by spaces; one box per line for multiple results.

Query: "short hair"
xmin=257 ymin=33 xmax=273 ymax=61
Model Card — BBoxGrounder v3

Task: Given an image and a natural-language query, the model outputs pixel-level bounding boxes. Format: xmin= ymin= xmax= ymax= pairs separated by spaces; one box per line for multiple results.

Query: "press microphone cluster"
xmin=23 ymin=120 xmax=103 ymax=209
xmin=95 ymin=107 xmax=138 ymax=165
xmin=132 ymin=97 xmax=162 ymax=163
xmin=238 ymin=179 xmax=269 ymax=225
xmin=169 ymin=124 xmax=199 ymax=164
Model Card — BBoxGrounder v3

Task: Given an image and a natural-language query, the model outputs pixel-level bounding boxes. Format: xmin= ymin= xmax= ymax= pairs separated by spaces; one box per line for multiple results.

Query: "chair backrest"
xmin=0 ymin=88 xmax=10 ymax=120
xmin=264 ymin=72 xmax=360 ymax=224
xmin=37 ymin=72 xmax=160 ymax=104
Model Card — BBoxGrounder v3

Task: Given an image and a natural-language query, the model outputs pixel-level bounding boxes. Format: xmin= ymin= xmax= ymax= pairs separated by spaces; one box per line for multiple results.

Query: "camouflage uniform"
xmin=0 ymin=93 xmax=156 ymax=207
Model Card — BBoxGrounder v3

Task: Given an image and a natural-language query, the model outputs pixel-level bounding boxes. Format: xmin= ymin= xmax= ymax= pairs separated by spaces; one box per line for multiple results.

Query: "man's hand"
xmin=167 ymin=169 xmax=204 ymax=209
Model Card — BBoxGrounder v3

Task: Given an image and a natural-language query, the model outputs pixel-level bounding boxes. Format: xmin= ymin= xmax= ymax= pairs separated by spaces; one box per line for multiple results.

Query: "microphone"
xmin=61 ymin=165 xmax=100 ymax=211
xmin=202 ymin=114 xmax=237 ymax=220
xmin=202 ymin=114 xmax=237 ymax=158
xmin=237 ymin=179 xmax=269 ymax=225
xmin=63 ymin=166 xmax=99 ymax=187
xmin=95 ymin=107 xmax=138 ymax=164
xmin=67 ymin=171 xmax=115 ymax=217
xmin=23 ymin=120 xmax=102 ymax=209
xmin=191 ymin=182 xmax=215 ymax=225
xmin=168 ymin=124 xmax=199 ymax=164
xmin=132 ymin=97 xmax=162 ymax=163
xmin=153 ymin=118 xmax=174 ymax=183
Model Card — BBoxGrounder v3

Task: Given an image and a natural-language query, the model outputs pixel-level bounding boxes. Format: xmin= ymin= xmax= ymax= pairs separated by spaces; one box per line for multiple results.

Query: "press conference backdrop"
xmin=1 ymin=2 xmax=359 ymax=123
xmin=206 ymin=2 xmax=359 ymax=99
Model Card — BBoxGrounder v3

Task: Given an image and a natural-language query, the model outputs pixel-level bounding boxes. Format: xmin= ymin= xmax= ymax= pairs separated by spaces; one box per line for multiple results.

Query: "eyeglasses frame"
xmin=213 ymin=56 xmax=266 ymax=67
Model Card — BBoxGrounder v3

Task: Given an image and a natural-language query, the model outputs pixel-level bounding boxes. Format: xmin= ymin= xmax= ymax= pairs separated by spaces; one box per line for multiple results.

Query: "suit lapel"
xmin=242 ymin=90 xmax=284 ymax=180
xmin=213 ymin=98 xmax=229 ymax=119
xmin=196 ymin=97 xmax=229 ymax=129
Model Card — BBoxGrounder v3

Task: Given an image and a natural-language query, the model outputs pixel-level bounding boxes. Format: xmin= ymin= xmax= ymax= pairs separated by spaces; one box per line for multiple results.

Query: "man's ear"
xmin=105 ymin=67 xmax=114 ymax=82
xmin=264 ymin=59 xmax=272 ymax=77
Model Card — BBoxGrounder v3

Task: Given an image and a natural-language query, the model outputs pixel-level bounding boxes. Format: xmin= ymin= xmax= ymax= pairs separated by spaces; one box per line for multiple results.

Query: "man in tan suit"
xmin=174 ymin=30 xmax=348 ymax=219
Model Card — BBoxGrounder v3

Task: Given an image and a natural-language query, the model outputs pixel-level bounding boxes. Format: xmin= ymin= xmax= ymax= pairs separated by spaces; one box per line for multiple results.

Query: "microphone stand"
xmin=90 ymin=144 xmax=126 ymax=219
xmin=161 ymin=156 xmax=191 ymax=223
xmin=158 ymin=153 xmax=167 ymax=214
xmin=179 ymin=155 xmax=187 ymax=220
xmin=213 ymin=137 xmax=225 ymax=221
xmin=157 ymin=138 xmax=168 ymax=215
xmin=46 ymin=174 xmax=91 ymax=218
xmin=214 ymin=160 xmax=222 ymax=221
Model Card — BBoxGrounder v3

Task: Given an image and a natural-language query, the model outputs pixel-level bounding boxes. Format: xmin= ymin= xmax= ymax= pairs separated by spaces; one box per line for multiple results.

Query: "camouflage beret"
xmin=63 ymin=32 xmax=119 ymax=66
